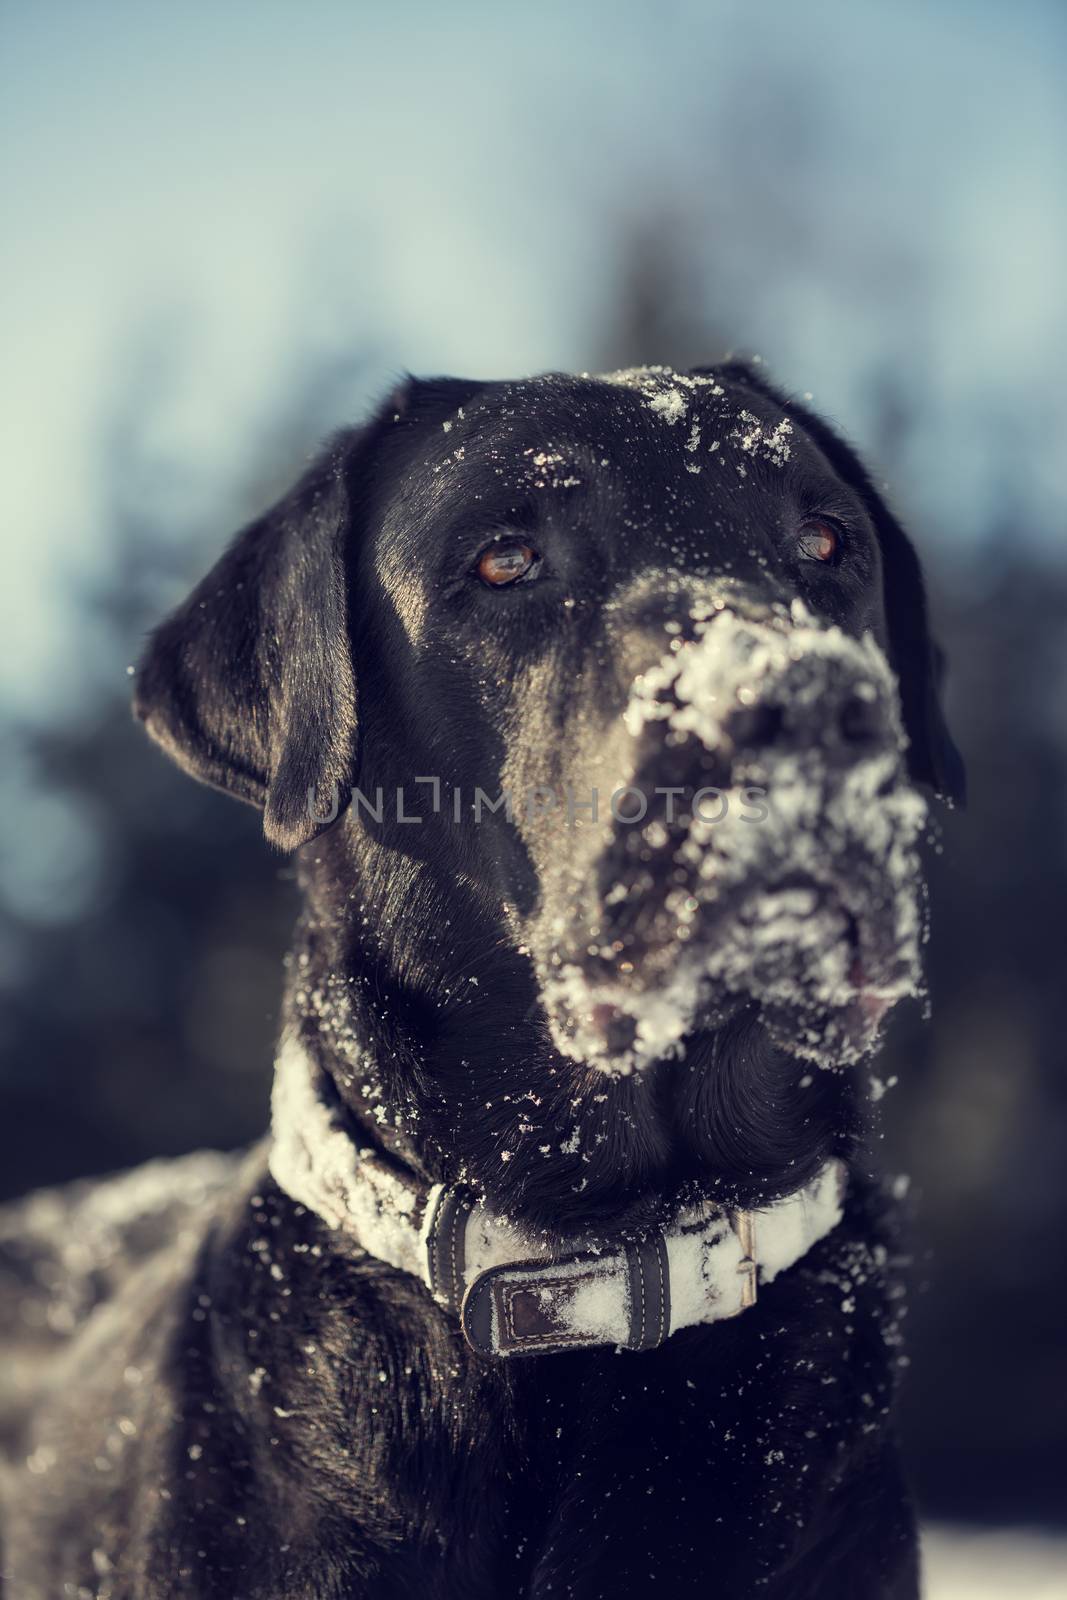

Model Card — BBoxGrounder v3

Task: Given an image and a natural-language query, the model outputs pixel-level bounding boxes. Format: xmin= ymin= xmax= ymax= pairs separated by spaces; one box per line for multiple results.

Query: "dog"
xmin=0 ymin=362 xmax=963 ymax=1598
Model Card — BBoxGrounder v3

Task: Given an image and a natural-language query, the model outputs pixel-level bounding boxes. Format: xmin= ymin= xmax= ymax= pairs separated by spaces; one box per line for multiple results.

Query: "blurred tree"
xmin=879 ymin=553 xmax=1067 ymax=1524
xmin=595 ymin=210 xmax=729 ymax=373
xmin=0 ymin=325 xmax=377 ymax=1197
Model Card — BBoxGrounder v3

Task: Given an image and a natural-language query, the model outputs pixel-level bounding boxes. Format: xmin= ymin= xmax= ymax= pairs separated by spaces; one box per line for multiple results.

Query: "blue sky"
xmin=2 ymin=0 xmax=1065 ymax=722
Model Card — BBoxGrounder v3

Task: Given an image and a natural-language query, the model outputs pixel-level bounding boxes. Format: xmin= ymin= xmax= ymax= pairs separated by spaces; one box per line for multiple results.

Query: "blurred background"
xmin=1 ymin=0 xmax=1065 ymax=1587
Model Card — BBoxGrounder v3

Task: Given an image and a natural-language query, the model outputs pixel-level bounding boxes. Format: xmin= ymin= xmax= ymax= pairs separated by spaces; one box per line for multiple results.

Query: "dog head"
xmin=136 ymin=364 xmax=963 ymax=1225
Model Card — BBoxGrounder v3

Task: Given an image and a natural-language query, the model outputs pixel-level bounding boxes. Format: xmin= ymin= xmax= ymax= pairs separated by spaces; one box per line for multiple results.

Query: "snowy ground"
xmin=924 ymin=1525 xmax=1066 ymax=1598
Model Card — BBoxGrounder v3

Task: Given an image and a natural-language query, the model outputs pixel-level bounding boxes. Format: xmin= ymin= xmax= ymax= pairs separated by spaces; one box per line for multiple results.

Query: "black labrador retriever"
xmin=0 ymin=363 xmax=963 ymax=1598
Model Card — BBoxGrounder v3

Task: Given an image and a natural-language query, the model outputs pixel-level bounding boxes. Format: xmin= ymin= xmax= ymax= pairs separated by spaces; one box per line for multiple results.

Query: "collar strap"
xmin=269 ymin=1030 xmax=846 ymax=1358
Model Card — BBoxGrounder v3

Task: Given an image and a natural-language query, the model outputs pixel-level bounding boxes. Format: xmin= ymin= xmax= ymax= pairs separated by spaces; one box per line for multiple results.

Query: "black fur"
xmin=1 ymin=366 xmax=962 ymax=1598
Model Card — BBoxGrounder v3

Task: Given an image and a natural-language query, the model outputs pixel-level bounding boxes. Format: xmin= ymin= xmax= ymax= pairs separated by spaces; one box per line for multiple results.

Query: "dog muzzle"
xmin=269 ymin=1029 xmax=846 ymax=1358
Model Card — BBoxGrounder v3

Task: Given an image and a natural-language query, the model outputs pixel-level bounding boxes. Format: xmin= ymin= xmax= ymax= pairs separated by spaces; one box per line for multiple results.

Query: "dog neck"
xmin=268 ymin=1024 xmax=847 ymax=1358
xmin=289 ymin=836 xmax=855 ymax=1239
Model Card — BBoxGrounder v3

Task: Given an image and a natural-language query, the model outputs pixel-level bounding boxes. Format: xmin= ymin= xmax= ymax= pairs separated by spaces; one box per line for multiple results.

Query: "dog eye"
xmin=796 ymin=519 xmax=840 ymax=564
xmin=476 ymin=539 xmax=541 ymax=587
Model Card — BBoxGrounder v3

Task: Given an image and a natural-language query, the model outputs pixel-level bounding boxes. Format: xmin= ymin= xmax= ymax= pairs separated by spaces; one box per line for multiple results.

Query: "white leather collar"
xmin=269 ymin=1028 xmax=846 ymax=1357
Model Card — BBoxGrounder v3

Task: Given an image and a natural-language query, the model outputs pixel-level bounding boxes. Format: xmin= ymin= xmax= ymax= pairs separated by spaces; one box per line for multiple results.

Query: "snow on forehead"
xmin=595 ymin=366 xmax=794 ymax=468
xmin=433 ymin=370 xmax=799 ymax=490
xmin=598 ymin=365 xmax=726 ymax=422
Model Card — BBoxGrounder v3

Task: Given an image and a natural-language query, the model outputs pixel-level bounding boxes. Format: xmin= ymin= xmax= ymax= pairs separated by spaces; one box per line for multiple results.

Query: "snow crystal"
xmin=523 ymin=446 xmax=582 ymax=489
xmin=648 ymin=389 xmax=688 ymax=425
xmin=732 ymin=410 xmax=793 ymax=465
xmin=599 ymin=365 xmax=726 ymax=429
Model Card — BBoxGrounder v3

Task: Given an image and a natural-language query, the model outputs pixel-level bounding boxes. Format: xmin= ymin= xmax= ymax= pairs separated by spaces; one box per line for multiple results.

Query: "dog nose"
xmin=725 ymin=680 xmax=890 ymax=767
xmin=724 ymin=702 xmax=785 ymax=750
xmin=838 ymin=691 xmax=886 ymax=747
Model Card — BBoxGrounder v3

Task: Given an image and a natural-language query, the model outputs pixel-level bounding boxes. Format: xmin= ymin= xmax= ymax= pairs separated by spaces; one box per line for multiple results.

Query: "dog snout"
xmin=585 ymin=611 xmax=904 ymax=962
xmin=542 ymin=602 xmax=921 ymax=1073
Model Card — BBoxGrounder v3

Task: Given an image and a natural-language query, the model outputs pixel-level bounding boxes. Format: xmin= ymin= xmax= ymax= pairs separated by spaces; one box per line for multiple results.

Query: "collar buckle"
xmin=730 ymin=1208 xmax=758 ymax=1313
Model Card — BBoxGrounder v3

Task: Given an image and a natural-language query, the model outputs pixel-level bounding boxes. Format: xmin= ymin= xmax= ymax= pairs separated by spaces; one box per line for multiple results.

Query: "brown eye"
xmin=476 ymin=540 xmax=540 ymax=587
xmin=796 ymin=519 xmax=840 ymax=564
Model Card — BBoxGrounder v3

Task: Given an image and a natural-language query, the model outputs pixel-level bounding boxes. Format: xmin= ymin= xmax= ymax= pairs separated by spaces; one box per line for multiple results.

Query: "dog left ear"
xmin=134 ymin=428 xmax=367 ymax=850
xmin=710 ymin=363 xmax=966 ymax=806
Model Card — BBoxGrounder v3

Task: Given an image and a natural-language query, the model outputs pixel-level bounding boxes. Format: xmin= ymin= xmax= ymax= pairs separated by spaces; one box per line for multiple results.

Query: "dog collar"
xmin=269 ymin=1029 xmax=846 ymax=1358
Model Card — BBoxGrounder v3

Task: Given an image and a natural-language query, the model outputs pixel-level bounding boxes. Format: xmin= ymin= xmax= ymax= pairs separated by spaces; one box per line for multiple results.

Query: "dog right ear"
xmin=707 ymin=360 xmax=966 ymax=807
xmin=134 ymin=422 xmax=376 ymax=851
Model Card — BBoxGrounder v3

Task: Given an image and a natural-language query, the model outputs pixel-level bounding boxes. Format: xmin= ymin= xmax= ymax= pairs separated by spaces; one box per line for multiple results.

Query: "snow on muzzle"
xmin=541 ymin=599 xmax=927 ymax=1074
